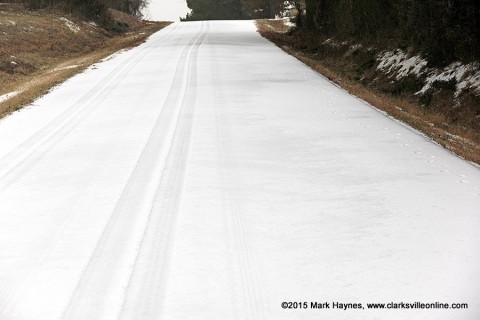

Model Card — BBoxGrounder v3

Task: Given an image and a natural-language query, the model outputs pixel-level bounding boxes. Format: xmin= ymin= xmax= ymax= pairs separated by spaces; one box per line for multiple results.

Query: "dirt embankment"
xmin=0 ymin=3 xmax=171 ymax=117
xmin=257 ymin=19 xmax=480 ymax=165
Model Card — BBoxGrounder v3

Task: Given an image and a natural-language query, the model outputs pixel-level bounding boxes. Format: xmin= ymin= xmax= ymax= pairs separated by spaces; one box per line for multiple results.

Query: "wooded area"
xmin=303 ymin=0 xmax=479 ymax=66
xmin=182 ymin=0 xmax=284 ymax=20
xmin=2 ymin=0 xmax=149 ymax=19
xmin=183 ymin=0 xmax=479 ymax=65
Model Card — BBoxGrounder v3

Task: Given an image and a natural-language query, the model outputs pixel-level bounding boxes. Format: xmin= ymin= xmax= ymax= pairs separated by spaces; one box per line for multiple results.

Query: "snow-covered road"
xmin=0 ymin=21 xmax=479 ymax=320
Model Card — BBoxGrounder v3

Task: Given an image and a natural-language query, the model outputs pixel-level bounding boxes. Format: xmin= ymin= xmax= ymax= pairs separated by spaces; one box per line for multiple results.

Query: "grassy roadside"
xmin=256 ymin=19 xmax=480 ymax=165
xmin=0 ymin=3 xmax=171 ymax=119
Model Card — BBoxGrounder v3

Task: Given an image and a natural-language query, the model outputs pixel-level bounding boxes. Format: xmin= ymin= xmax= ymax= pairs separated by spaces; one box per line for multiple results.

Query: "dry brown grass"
xmin=0 ymin=3 xmax=170 ymax=118
xmin=256 ymin=19 xmax=480 ymax=165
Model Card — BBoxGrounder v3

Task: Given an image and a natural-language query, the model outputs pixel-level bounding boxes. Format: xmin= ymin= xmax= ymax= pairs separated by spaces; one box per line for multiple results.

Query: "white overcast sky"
xmin=143 ymin=0 xmax=191 ymax=21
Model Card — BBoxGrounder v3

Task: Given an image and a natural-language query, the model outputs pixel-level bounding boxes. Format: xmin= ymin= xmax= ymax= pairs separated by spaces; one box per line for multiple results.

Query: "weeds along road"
xmin=0 ymin=21 xmax=479 ymax=320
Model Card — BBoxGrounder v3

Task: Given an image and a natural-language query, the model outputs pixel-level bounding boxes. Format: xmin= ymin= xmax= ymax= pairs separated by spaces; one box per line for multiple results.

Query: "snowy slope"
xmin=0 ymin=21 xmax=478 ymax=320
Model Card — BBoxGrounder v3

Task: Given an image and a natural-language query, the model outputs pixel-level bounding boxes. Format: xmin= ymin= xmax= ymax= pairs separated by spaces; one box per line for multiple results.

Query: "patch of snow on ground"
xmin=377 ymin=49 xmax=428 ymax=80
xmin=419 ymin=62 xmax=480 ymax=97
xmin=378 ymin=50 xmax=480 ymax=97
xmin=51 ymin=64 xmax=80 ymax=72
xmin=281 ymin=17 xmax=296 ymax=28
xmin=323 ymin=38 xmax=346 ymax=48
xmin=0 ymin=91 xmax=21 ymax=103
xmin=85 ymin=21 xmax=98 ymax=29
xmin=59 ymin=17 xmax=80 ymax=33
xmin=322 ymin=38 xmax=354 ymax=48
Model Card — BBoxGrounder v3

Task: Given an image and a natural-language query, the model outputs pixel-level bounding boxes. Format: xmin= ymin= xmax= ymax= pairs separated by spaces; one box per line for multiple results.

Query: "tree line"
xmin=6 ymin=0 xmax=148 ymax=19
xmin=303 ymin=0 xmax=479 ymax=65
xmin=183 ymin=0 xmax=479 ymax=65
xmin=182 ymin=0 xmax=284 ymax=20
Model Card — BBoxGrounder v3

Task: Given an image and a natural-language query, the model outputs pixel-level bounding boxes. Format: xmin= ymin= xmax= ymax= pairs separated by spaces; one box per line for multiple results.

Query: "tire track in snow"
xmin=0 ymin=122 xmax=126 ymax=318
xmin=60 ymin=22 xmax=207 ymax=320
xmin=0 ymin=61 xmax=182 ymax=317
xmin=0 ymin=25 xmax=182 ymax=315
xmin=0 ymin=24 xmax=179 ymax=194
xmin=210 ymin=34 xmax=267 ymax=320
xmin=205 ymin=31 xmax=239 ymax=319
xmin=118 ymin=22 xmax=208 ymax=320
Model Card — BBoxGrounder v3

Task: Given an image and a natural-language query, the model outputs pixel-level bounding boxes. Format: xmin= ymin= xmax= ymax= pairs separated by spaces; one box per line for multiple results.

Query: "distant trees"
xmin=303 ymin=0 xmax=479 ymax=65
xmin=105 ymin=0 xmax=148 ymax=17
xmin=182 ymin=0 xmax=285 ymax=20
xmin=183 ymin=0 xmax=243 ymax=20
xmin=241 ymin=0 xmax=284 ymax=18
xmin=21 ymin=0 xmax=149 ymax=18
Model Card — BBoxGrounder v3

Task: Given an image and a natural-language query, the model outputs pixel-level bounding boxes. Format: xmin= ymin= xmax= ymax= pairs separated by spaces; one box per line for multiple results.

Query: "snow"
xmin=59 ymin=17 xmax=80 ymax=33
xmin=0 ymin=21 xmax=479 ymax=320
xmin=350 ymin=43 xmax=362 ymax=50
xmin=323 ymin=38 xmax=345 ymax=48
xmin=85 ymin=21 xmax=98 ymax=28
xmin=280 ymin=17 xmax=296 ymax=28
xmin=51 ymin=64 xmax=80 ymax=72
xmin=377 ymin=49 xmax=428 ymax=80
xmin=322 ymin=38 xmax=360 ymax=49
xmin=0 ymin=90 xmax=21 ymax=103
xmin=419 ymin=62 xmax=480 ymax=97
xmin=377 ymin=49 xmax=480 ymax=97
